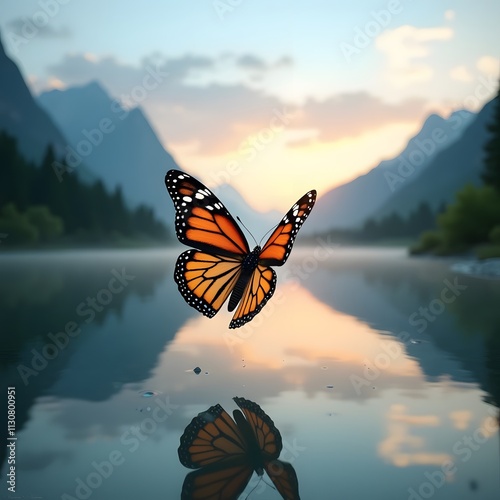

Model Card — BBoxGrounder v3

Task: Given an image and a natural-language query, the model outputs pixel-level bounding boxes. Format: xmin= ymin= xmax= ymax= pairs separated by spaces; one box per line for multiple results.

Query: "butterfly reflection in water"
xmin=165 ymin=170 xmax=316 ymax=328
xmin=178 ymin=396 xmax=300 ymax=500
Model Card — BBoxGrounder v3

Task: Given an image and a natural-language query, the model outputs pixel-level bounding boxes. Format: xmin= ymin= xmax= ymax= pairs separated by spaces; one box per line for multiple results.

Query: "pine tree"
xmin=482 ymin=83 xmax=500 ymax=192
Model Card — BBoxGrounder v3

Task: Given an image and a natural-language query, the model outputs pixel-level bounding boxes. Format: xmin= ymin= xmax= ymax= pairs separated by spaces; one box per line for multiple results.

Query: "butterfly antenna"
xmin=236 ymin=216 xmax=258 ymax=247
xmin=243 ymin=479 xmax=260 ymax=500
xmin=244 ymin=476 xmax=276 ymax=499
xmin=244 ymin=475 xmax=277 ymax=500
xmin=258 ymin=222 xmax=279 ymax=247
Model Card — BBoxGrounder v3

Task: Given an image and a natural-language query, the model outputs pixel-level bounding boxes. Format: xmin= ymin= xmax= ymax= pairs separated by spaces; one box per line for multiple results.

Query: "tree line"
xmin=411 ymin=88 xmax=500 ymax=257
xmin=0 ymin=132 xmax=171 ymax=247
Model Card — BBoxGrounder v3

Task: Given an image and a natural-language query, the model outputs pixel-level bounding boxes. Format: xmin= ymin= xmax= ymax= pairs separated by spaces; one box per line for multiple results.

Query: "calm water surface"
xmin=0 ymin=247 xmax=499 ymax=500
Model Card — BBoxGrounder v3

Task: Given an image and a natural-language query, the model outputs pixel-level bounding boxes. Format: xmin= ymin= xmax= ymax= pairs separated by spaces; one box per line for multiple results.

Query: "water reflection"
xmin=0 ymin=247 xmax=498 ymax=499
xmin=178 ymin=396 xmax=300 ymax=499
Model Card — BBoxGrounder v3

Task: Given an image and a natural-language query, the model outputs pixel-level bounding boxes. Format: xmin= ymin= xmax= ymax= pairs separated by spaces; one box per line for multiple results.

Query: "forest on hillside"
xmin=0 ymin=132 xmax=171 ymax=247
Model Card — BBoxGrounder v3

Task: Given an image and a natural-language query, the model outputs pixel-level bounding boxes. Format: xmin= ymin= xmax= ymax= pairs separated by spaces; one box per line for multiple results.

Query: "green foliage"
xmin=25 ymin=205 xmax=64 ymax=242
xmin=437 ymin=184 xmax=500 ymax=245
xmin=363 ymin=201 xmax=439 ymax=240
xmin=0 ymin=131 xmax=171 ymax=247
xmin=490 ymin=225 xmax=500 ymax=244
xmin=409 ymin=230 xmax=442 ymax=255
xmin=476 ymin=245 xmax=500 ymax=260
xmin=0 ymin=204 xmax=39 ymax=245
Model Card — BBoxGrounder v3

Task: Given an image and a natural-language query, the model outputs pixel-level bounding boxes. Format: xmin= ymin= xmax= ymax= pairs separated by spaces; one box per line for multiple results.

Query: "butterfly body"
xmin=227 ymin=246 xmax=261 ymax=312
xmin=165 ymin=169 xmax=316 ymax=328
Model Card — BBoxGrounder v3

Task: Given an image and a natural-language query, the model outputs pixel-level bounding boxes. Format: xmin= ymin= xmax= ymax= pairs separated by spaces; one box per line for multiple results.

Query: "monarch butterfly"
xmin=178 ymin=396 xmax=300 ymax=500
xmin=165 ymin=170 xmax=316 ymax=329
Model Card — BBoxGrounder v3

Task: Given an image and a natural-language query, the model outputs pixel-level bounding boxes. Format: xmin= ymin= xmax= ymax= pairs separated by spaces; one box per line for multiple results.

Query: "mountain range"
xmin=0 ymin=28 xmax=496 ymax=237
xmin=304 ymin=109 xmax=480 ymax=232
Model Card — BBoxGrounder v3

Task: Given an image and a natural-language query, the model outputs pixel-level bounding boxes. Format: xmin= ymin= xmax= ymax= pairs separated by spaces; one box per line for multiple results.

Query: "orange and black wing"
xmin=264 ymin=459 xmax=301 ymax=500
xmin=175 ymin=250 xmax=243 ymax=318
xmin=229 ymin=265 xmax=276 ymax=329
xmin=178 ymin=403 xmax=249 ymax=469
xmin=233 ymin=397 xmax=282 ymax=460
xmin=165 ymin=169 xmax=250 ymax=257
xmin=258 ymin=190 xmax=316 ymax=266
xmin=180 ymin=459 xmax=254 ymax=500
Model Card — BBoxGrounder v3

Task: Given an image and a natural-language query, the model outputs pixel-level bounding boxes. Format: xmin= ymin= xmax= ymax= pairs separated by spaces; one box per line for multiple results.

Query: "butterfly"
xmin=165 ymin=170 xmax=316 ymax=329
xmin=178 ymin=396 xmax=300 ymax=500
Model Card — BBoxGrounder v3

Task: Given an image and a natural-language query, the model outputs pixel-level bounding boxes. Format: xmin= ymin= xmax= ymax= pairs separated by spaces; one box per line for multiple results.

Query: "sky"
xmin=1 ymin=0 xmax=499 ymax=212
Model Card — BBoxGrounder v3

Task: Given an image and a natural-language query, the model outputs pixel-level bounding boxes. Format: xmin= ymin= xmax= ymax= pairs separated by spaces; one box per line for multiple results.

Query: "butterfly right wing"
xmin=233 ymin=397 xmax=282 ymax=459
xmin=258 ymin=190 xmax=316 ymax=267
xmin=178 ymin=403 xmax=249 ymax=469
xmin=165 ymin=169 xmax=250 ymax=257
xmin=229 ymin=265 xmax=277 ymax=329
xmin=265 ymin=459 xmax=301 ymax=500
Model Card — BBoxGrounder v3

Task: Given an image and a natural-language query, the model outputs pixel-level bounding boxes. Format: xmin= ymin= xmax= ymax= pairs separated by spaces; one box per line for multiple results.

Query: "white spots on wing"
xmin=195 ymin=192 xmax=205 ymax=200
xmin=183 ymin=196 xmax=192 ymax=202
xmin=206 ymin=205 xmax=214 ymax=211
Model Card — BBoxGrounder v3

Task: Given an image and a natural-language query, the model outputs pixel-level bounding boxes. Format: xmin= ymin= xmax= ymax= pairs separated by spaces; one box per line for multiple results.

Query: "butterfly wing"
xmin=178 ymin=403 xmax=249 ymax=469
xmin=264 ymin=459 xmax=301 ymax=500
xmin=175 ymin=250 xmax=243 ymax=318
xmin=165 ymin=170 xmax=250 ymax=257
xmin=181 ymin=459 xmax=254 ymax=500
xmin=233 ymin=397 xmax=282 ymax=460
xmin=258 ymin=190 xmax=316 ymax=266
xmin=229 ymin=265 xmax=277 ymax=329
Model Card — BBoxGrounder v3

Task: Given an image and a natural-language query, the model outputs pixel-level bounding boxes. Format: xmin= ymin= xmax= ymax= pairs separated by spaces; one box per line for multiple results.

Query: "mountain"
xmin=38 ymin=81 xmax=183 ymax=225
xmin=0 ymin=34 xmax=68 ymax=163
xmin=38 ymin=81 xmax=282 ymax=230
xmin=373 ymin=97 xmax=496 ymax=220
xmin=304 ymin=110 xmax=473 ymax=232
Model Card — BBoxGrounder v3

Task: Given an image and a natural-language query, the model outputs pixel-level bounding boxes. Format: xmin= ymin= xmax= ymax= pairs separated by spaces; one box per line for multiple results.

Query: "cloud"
xmin=47 ymin=53 xmax=214 ymax=87
xmin=8 ymin=17 xmax=71 ymax=39
xmin=236 ymin=54 xmax=268 ymax=70
xmin=450 ymin=65 xmax=473 ymax=83
xmin=44 ymin=52 xmax=288 ymax=154
xmin=376 ymin=25 xmax=453 ymax=87
xmin=449 ymin=410 xmax=472 ymax=430
xmin=476 ymin=55 xmax=499 ymax=76
xmin=42 ymin=52 xmax=426 ymax=156
xmin=235 ymin=54 xmax=293 ymax=72
xmin=292 ymin=92 xmax=426 ymax=144
xmin=444 ymin=10 xmax=455 ymax=21
xmin=378 ymin=404 xmax=453 ymax=468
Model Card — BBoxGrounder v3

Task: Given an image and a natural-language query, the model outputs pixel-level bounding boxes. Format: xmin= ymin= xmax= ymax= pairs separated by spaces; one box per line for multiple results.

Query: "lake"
xmin=0 ymin=246 xmax=499 ymax=500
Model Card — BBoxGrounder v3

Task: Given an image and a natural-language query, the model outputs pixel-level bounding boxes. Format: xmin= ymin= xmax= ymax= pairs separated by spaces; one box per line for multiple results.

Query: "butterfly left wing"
xmin=178 ymin=403 xmax=249 ymax=469
xmin=181 ymin=459 xmax=254 ymax=500
xmin=264 ymin=459 xmax=301 ymax=500
xmin=258 ymin=190 xmax=316 ymax=266
xmin=229 ymin=265 xmax=277 ymax=329
xmin=165 ymin=170 xmax=250 ymax=257
xmin=175 ymin=250 xmax=243 ymax=318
